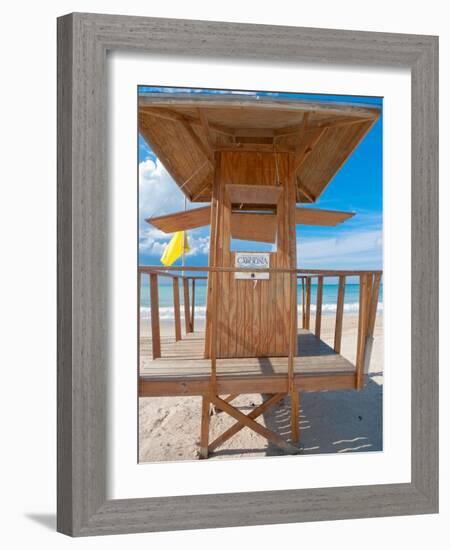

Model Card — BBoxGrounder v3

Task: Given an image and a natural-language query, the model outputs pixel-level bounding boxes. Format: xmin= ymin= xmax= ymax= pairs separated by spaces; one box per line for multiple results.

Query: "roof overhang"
xmin=139 ymin=93 xmax=380 ymax=204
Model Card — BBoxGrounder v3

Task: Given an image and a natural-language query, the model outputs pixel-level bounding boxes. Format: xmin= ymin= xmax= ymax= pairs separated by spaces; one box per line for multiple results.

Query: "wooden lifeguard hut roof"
xmin=138 ymin=92 xmax=380 ymax=204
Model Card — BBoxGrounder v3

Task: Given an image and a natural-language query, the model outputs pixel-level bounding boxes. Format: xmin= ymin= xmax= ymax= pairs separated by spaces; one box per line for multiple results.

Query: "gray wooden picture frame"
xmin=57 ymin=12 xmax=438 ymax=537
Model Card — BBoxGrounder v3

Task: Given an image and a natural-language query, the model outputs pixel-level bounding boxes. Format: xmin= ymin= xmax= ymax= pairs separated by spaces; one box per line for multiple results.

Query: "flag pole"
xmin=182 ymin=195 xmax=186 ymax=268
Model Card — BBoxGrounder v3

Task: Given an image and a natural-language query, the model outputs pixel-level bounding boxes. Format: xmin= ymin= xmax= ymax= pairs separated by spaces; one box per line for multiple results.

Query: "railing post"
xmin=367 ymin=273 xmax=381 ymax=338
xmin=172 ymin=277 xmax=182 ymax=342
xmin=301 ymin=277 xmax=306 ymax=329
xmin=334 ymin=275 xmax=346 ymax=353
xmin=191 ymin=278 xmax=196 ymax=332
xmin=150 ymin=273 xmax=161 ymax=359
xmin=305 ymin=277 xmax=311 ymax=330
xmin=210 ymin=268 xmax=218 ymax=392
xmin=363 ymin=272 xmax=382 ymax=374
xmin=315 ymin=276 xmax=323 ymax=338
xmin=288 ymin=272 xmax=298 ymax=378
xmin=183 ymin=277 xmax=192 ymax=333
xmin=356 ymin=274 xmax=370 ymax=389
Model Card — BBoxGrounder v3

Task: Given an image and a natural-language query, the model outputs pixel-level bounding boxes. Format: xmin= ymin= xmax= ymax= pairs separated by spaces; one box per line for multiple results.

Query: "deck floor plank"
xmin=140 ymin=329 xmax=356 ymax=396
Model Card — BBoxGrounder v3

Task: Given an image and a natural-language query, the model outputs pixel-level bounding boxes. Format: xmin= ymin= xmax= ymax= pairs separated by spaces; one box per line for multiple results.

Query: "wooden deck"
xmin=139 ymin=328 xmax=356 ymax=397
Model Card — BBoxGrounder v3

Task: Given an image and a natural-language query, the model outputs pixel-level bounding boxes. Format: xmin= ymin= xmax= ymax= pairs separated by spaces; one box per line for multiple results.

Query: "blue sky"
xmin=139 ymin=87 xmax=382 ymax=270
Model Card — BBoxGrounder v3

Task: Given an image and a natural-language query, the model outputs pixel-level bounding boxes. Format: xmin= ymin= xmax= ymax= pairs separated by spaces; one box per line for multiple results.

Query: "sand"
xmin=139 ymin=314 xmax=383 ymax=462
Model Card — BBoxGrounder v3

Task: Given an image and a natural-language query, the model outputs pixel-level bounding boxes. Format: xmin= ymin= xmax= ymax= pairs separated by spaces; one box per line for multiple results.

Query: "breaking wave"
xmin=140 ymin=302 xmax=383 ymax=320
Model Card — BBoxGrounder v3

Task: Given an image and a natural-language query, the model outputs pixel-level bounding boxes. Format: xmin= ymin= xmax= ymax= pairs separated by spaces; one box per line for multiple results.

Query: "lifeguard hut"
xmin=138 ymin=93 xmax=382 ymax=458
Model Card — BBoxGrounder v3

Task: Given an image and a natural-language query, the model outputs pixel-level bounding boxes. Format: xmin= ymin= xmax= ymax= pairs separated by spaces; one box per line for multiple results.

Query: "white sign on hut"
xmin=235 ymin=252 xmax=270 ymax=279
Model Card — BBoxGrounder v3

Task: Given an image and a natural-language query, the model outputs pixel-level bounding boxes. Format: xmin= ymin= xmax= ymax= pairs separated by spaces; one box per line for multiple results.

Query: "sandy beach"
xmin=139 ymin=313 xmax=383 ymax=462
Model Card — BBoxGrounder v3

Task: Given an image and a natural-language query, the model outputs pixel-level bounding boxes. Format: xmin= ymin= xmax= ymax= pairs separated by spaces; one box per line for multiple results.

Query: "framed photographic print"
xmin=57 ymin=13 xmax=438 ymax=536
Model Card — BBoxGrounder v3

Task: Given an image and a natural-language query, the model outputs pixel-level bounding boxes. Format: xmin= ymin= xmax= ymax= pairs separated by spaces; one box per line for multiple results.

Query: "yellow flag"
xmin=160 ymin=231 xmax=190 ymax=266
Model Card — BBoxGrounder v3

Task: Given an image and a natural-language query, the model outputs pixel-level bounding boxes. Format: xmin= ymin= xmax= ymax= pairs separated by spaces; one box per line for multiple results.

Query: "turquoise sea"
xmin=139 ymin=279 xmax=383 ymax=320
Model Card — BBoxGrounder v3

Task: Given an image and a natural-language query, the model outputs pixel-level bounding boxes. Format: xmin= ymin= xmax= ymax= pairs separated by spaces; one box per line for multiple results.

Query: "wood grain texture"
xmin=208 ymin=152 xmax=293 ymax=358
xmin=203 ymin=157 xmax=220 ymax=358
xmin=57 ymin=14 xmax=75 ymax=535
xmin=140 ymin=372 xmax=356 ymax=397
xmin=226 ymin=183 xmax=282 ymax=205
xmin=210 ymin=395 xmax=299 ymax=453
xmin=305 ymin=277 xmax=311 ymax=330
xmin=58 ymin=12 xmax=438 ymax=536
xmin=291 ymin=391 xmax=300 ymax=444
xmin=208 ymin=393 xmax=285 ymax=451
xmin=172 ymin=277 xmax=182 ymax=341
xmin=315 ymin=276 xmax=324 ymax=337
xmin=199 ymin=395 xmax=210 ymax=459
xmin=138 ymin=97 xmax=379 ymax=204
xmin=295 ymin=207 xmax=354 ymax=226
xmin=230 ymin=212 xmax=277 ymax=243
xmin=356 ymin=274 xmax=370 ymax=389
xmin=143 ymin=265 xmax=382 ymax=275
xmin=334 ymin=275 xmax=346 ymax=353
xmin=190 ymin=278 xmax=196 ymax=332
xmin=183 ymin=277 xmax=192 ymax=333
xmin=150 ymin=274 xmax=161 ymax=358
xmin=141 ymin=329 xmax=357 ymax=377
xmin=146 ymin=206 xmax=211 ymax=233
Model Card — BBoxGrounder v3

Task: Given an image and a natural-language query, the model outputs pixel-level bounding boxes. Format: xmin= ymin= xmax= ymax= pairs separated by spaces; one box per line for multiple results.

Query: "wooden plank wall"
xmin=205 ymin=151 xmax=297 ymax=358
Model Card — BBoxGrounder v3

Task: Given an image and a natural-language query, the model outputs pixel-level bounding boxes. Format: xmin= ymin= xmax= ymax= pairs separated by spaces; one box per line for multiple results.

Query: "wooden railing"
xmin=139 ymin=266 xmax=207 ymax=359
xmin=139 ymin=265 xmax=382 ymax=389
xmin=297 ymin=271 xmax=382 ymax=389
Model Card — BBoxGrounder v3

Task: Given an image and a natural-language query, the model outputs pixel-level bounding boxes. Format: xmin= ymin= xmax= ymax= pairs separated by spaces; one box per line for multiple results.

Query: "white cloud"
xmin=139 ymin=158 xmax=185 ymax=227
xmin=297 ymin=229 xmax=382 ymax=269
xmin=139 ymin=159 xmax=210 ymax=257
xmin=186 ymin=234 xmax=210 ymax=256
xmin=139 ymin=225 xmax=210 ymax=258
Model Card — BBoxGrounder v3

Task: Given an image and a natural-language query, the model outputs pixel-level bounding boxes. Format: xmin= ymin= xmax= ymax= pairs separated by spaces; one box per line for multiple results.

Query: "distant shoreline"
xmin=139 ymin=304 xmax=383 ymax=322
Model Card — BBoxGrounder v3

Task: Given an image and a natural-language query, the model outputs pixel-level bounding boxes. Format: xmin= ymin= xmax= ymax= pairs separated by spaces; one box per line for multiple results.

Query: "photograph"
xmin=137 ymin=86 xmax=383 ymax=462
xmin=0 ymin=0 xmax=442 ymax=543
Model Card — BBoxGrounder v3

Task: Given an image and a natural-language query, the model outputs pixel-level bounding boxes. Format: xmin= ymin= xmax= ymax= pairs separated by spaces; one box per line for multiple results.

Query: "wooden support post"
xmin=301 ymin=277 xmax=306 ymax=329
xmin=291 ymin=391 xmax=300 ymax=444
xmin=172 ymin=277 xmax=182 ymax=342
xmin=199 ymin=395 xmax=210 ymax=459
xmin=305 ymin=277 xmax=311 ymax=330
xmin=367 ymin=273 xmax=381 ymax=338
xmin=208 ymin=152 xmax=221 ymax=388
xmin=334 ymin=275 xmax=346 ymax=353
xmin=288 ymin=272 xmax=297 ymax=383
xmin=183 ymin=277 xmax=192 ymax=333
xmin=315 ymin=276 xmax=324 ymax=338
xmin=204 ymin=154 xmax=221 ymax=358
xmin=191 ymin=278 xmax=196 ymax=332
xmin=356 ymin=274 xmax=370 ymax=389
xmin=150 ymin=273 xmax=161 ymax=359
xmin=363 ymin=273 xmax=382 ymax=374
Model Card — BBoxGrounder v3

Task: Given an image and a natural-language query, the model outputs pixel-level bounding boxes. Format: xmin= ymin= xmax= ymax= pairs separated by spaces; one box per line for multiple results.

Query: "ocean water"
xmin=139 ymin=280 xmax=383 ymax=320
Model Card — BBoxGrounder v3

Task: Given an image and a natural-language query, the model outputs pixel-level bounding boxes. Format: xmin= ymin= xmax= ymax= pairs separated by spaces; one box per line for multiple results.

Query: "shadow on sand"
xmin=209 ymin=373 xmax=382 ymax=458
xmin=262 ymin=373 xmax=383 ymax=456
